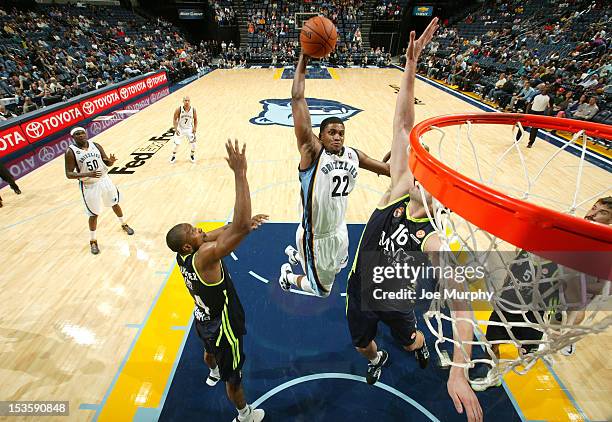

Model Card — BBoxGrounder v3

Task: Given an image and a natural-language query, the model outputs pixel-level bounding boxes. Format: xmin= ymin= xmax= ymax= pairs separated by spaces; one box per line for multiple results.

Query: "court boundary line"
xmin=250 ymin=372 xmax=440 ymax=421
xmin=89 ymin=259 xmax=177 ymax=421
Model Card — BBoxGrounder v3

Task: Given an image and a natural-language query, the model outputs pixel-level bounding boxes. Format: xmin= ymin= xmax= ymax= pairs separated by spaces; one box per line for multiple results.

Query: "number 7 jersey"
xmin=299 ymin=147 xmax=360 ymax=235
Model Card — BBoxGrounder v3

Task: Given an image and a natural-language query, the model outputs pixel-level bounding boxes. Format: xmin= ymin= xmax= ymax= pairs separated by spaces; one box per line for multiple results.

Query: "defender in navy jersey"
xmin=346 ymin=19 xmax=483 ymax=421
xmin=486 ymin=197 xmax=612 ymax=362
xmin=279 ymin=53 xmax=391 ymax=298
xmin=166 ymin=140 xmax=268 ymax=422
xmin=64 ymin=126 xmax=134 ymax=255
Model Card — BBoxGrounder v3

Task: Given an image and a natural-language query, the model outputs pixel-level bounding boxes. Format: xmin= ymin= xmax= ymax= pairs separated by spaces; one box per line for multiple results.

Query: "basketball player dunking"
xmin=171 ymin=96 xmax=198 ymax=163
xmin=345 ymin=19 xmax=483 ymax=421
xmin=64 ymin=127 xmax=134 ymax=255
xmin=166 ymin=140 xmax=268 ymax=422
xmin=278 ymin=53 xmax=391 ymax=298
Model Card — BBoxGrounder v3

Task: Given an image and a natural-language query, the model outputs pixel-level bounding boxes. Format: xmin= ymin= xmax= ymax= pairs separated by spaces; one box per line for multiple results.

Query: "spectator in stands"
xmin=487 ymin=72 xmax=507 ymax=101
xmin=22 ymin=97 xmax=38 ymax=114
xmin=553 ymin=90 xmax=573 ymax=117
xmin=0 ymin=103 xmax=16 ymax=121
xmin=565 ymin=94 xmax=588 ymax=118
xmin=571 ymin=96 xmax=599 ymax=120
xmin=509 ymin=80 xmax=536 ymax=112
xmin=497 ymin=74 xmax=517 ymax=109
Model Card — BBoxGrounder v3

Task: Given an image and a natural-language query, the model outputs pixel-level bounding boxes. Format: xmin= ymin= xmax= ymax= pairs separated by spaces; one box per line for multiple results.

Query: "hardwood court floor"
xmin=0 ymin=68 xmax=610 ymax=421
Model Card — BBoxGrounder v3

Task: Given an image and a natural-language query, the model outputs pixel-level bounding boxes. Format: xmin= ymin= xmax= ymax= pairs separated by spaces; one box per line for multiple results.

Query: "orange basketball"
xmin=299 ymin=16 xmax=337 ymax=58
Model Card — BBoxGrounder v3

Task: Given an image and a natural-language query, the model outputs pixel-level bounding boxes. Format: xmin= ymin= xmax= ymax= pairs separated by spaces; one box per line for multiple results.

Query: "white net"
xmin=413 ymin=116 xmax=612 ymax=389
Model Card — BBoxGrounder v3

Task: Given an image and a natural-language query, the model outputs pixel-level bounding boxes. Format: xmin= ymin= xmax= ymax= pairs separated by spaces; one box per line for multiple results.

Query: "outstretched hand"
xmin=406 ymin=17 xmax=439 ymax=64
xmin=447 ymin=372 xmax=483 ymax=422
xmin=108 ymin=154 xmax=117 ymax=165
xmin=225 ymin=139 xmax=247 ymax=173
xmin=250 ymin=214 xmax=269 ymax=230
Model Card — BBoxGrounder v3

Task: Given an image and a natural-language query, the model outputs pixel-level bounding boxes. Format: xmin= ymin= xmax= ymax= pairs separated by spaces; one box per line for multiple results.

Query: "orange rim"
xmin=409 ymin=113 xmax=612 ymax=279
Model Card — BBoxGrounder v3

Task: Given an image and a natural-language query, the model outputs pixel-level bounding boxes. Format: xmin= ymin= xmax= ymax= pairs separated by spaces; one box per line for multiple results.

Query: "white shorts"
xmin=296 ymin=224 xmax=349 ymax=296
xmin=80 ymin=175 xmax=120 ymax=217
xmin=174 ymin=128 xmax=196 ymax=145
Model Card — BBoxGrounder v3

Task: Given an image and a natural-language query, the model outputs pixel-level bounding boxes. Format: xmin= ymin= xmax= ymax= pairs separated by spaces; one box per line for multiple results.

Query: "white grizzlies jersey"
xmin=299 ymin=146 xmax=359 ymax=235
xmin=69 ymin=141 xmax=108 ymax=183
xmin=178 ymin=106 xmax=195 ymax=130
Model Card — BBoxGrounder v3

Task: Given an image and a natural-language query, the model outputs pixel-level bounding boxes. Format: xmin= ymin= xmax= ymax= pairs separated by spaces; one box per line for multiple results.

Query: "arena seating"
xmin=210 ymin=0 xmax=236 ymax=26
xmin=241 ymin=0 xmax=370 ymax=66
xmin=373 ymin=0 xmax=408 ymax=21
xmin=0 ymin=4 xmax=213 ymax=120
xmin=413 ymin=0 xmax=610 ymax=141
xmin=1 ymin=0 xmax=608 ymax=135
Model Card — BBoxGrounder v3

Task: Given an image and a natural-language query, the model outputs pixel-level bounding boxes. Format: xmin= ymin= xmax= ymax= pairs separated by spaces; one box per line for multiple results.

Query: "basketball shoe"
xmin=205 ymin=367 xmax=220 ymax=386
xmin=414 ymin=332 xmax=430 ymax=369
xmin=366 ymin=350 xmax=389 ymax=385
xmin=279 ymin=263 xmax=292 ymax=291
xmin=284 ymin=245 xmax=300 ymax=266
xmin=233 ymin=407 xmax=265 ymax=422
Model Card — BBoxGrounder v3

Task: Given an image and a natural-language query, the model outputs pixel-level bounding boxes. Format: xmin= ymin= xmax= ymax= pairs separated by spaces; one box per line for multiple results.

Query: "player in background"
xmin=64 ymin=126 xmax=134 ymax=255
xmin=166 ymin=140 xmax=268 ymax=422
xmin=484 ymin=197 xmax=612 ymax=365
xmin=279 ymin=52 xmax=391 ymax=298
xmin=171 ymin=96 xmax=198 ymax=163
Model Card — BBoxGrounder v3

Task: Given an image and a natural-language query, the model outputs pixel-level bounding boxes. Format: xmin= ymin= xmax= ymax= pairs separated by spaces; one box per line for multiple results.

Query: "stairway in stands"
xmin=360 ymin=0 xmax=377 ymax=51
xmin=234 ymin=1 xmax=250 ymax=49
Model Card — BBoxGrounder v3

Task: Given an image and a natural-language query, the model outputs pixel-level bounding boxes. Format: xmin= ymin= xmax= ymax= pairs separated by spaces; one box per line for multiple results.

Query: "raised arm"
xmin=388 ymin=18 xmax=438 ymax=201
xmin=355 ymin=149 xmax=390 ymax=177
xmin=194 ymin=140 xmax=252 ymax=268
xmin=205 ymin=214 xmax=269 ymax=242
xmin=292 ymin=54 xmax=321 ymax=169
xmin=424 ymin=234 xmax=483 ymax=422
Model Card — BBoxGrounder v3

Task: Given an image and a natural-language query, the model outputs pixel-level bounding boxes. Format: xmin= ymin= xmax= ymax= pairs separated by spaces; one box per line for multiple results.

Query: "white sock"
xmin=370 ymin=351 xmax=382 ymax=365
xmin=210 ymin=366 xmax=220 ymax=377
xmin=118 ymin=217 xmax=125 ymax=225
xmin=90 ymin=231 xmax=96 ymax=241
xmin=238 ymin=404 xmax=252 ymax=420
xmin=297 ymin=276 xmax=317 ymax=294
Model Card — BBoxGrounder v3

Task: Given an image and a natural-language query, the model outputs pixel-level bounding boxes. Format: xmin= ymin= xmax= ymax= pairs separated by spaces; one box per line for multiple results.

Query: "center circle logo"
xmin=38 ymin=146 xmax=54 ymax=162
xmin=120 ymin=88 xmax=128 ymax=99
xmin=82 ymin=101 xmax=95 ymax=115
xmin=26 ymin=121 xmax=45 ymax=138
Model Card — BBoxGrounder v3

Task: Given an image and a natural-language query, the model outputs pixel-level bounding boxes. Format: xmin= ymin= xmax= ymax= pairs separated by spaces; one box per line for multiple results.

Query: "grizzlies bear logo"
xmin=250 ymin=98 xmax=362 ymax=127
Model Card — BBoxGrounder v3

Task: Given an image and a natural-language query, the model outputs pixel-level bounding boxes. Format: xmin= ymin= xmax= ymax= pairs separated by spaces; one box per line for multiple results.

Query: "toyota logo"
xmin=26 ymin=121 xmax=45 ymax=139
xmin=146 ymin=78 xmax=154 ymax=89
xmin=82 ymin=101 xmax=95 ymax=115
xmin=120 ymin=88 xmax=128 ymax=99
xmin=91 ymin=121 xmax=102 ymax=135
xmin=38 ymin=146 xmax=54 ymax=162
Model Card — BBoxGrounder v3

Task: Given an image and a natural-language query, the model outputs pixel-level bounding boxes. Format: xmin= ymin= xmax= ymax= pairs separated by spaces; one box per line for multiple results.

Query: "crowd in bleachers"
xmin=374 ymin=1 xmax=404 ymax=20
xmin=210 ymin=0 xmax=236 ymax=26
xmin=413 ymin=0 xmax=611 ymax=129
xmin=243 ymin=0 xmax=368 ymax=65
xmin=0 ymin=4 xmax=215 ymax=121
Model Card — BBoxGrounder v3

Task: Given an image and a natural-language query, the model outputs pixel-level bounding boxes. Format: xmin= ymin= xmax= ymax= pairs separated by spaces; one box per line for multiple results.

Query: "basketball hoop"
xmin=408 ymin=113 xmax=612 ymax=388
